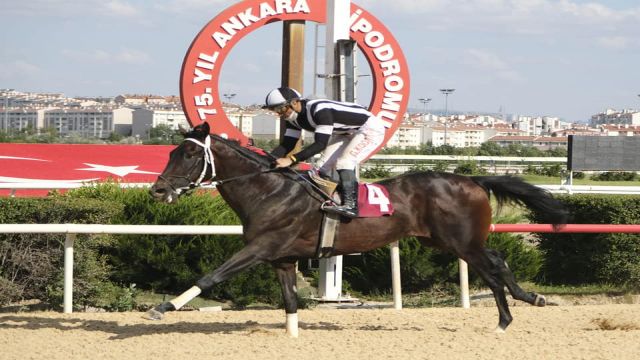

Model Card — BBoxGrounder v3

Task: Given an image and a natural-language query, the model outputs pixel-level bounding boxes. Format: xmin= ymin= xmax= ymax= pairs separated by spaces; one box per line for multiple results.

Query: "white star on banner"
xmin=76 ymin=163 xmax=159 ymax=177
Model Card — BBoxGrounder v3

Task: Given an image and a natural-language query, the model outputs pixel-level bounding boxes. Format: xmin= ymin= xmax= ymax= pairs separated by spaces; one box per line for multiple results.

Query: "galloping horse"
xmin=147 ymin=122 xmax=569 ymax=337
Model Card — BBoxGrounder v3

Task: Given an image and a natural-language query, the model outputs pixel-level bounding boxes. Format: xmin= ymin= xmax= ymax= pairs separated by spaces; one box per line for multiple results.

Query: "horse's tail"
xmin=471 ymin=175 xmax=570 ymax=227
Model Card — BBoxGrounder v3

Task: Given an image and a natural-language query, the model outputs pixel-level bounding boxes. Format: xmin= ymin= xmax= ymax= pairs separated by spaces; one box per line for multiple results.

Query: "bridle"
xmin=158 ymin=136 xmax=214 ymax=195
xmin=159 ymin=135 xmax=277 ymax=195
xmin=158 ymin=134 xmax=333 ymax=202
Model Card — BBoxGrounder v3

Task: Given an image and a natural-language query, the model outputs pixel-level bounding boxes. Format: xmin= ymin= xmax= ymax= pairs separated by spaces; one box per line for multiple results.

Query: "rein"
xmin=210 ymin=168 xmax=277 ymax=186
xmin=175 ymin=135 xmax=334 ymax=202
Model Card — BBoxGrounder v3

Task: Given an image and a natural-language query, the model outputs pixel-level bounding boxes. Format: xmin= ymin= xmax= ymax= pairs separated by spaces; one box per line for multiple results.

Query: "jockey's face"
xmin=270 ymin=100 xmax=301 ymax=118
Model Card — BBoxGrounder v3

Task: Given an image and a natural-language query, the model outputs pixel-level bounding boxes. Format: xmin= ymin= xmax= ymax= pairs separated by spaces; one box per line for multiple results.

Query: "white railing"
xmin=540 ymin=184 xmax=640 ymax=194
xmin=0 ymin=224 xmax=242 ymax=313
xmin=0 ymin=223 xmax=403 ymax=313
xmin=0 ymin=182 xmax=151 ymax=197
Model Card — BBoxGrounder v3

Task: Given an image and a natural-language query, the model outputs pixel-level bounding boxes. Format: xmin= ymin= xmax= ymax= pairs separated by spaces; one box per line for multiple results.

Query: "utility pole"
xmin=439 ymin=88 xmax=455 ymax=145
xmin=223 ymin=93 xmax=236 ymax=103
xmin=418 ymin=97 xmax=431 ymax=116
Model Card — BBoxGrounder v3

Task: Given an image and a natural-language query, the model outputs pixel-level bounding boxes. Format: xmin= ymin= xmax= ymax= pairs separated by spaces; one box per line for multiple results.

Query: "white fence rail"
xmin=0 ymin=224 xmax=242 ymax=313
xmin=0 ymin=224 xmax=402 ymax=313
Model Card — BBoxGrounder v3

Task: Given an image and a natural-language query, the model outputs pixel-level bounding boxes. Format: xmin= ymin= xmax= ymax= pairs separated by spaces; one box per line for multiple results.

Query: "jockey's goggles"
xmin=268 ymin=103 xmax=290 ymax=115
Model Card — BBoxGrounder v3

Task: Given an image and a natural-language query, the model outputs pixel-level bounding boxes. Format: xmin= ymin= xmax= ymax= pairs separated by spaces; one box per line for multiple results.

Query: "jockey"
xmin=263 ymin=87 xmax=386 ymax=218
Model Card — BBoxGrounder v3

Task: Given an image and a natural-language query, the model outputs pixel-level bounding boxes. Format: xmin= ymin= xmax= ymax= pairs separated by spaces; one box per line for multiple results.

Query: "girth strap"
xmin=315 ymin=213 xmax=340 ymax=258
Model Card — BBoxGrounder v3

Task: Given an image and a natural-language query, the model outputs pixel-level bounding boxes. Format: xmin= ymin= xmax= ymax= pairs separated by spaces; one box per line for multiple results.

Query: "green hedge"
xmin=0 ymin=197 xmax=123 ymax=308
xmin=530 ymin=194 xmax=640 ymax=287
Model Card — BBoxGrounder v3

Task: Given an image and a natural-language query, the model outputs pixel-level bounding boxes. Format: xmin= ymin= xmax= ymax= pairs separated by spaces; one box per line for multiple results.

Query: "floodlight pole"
xmin=418 ymin=97 xmax=431 ymax=116
xmin=439 ymin=88 xmax=455 ymax=145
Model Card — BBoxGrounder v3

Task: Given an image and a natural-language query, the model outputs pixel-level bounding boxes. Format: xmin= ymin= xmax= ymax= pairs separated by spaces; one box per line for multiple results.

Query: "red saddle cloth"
xmin=357 ymin=183 xmax=394 ymax=218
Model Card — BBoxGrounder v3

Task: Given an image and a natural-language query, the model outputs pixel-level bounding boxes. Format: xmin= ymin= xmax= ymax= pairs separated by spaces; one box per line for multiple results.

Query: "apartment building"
xmin=0 ymin=108 xmax=41 ymax=132
xmin=513 ymin=115 xmax=570 ymax=136
xmin=43 ymin=108 xmax=113 ymax=138
xmin=386 ymin=124 xmax=422 ymax=148
xmin=487 ymin=135 xmax=567 ymax=150
xmin=590 ymin=108 xmax=640 ymax=126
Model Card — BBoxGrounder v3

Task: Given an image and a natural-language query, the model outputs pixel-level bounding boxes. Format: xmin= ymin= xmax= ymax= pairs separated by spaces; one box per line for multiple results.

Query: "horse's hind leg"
xmin=462 ymin=249 xmax=513 ymax=332
xmin=484 ymin=248 xmax=545 ymax=306
xmin=144 ymin=244 xmax=264 ymax=321
xmin=273 ymin=261 xmax=299 ymax=337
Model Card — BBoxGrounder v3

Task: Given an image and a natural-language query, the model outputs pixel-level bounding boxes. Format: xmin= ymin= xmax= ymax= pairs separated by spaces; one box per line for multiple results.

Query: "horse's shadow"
xmin=0 ymin=314 xmax=344 ymax=340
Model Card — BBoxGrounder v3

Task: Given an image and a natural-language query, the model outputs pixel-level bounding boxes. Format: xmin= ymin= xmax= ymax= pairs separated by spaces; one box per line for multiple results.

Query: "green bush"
xmin=361 ymin=163 xmax=392 ymax=178
xmin=591 ymin=171 xmax=637 ymax=181
xmin=343 ymin=238 xmax=458 ymax=295
xmin=524 ymin=163 xmax=564 ymax=177
xmin=0 ymin=197 xmax=123 ymax=308
xmin=453 ymin=161 xmax=487 ymax=175
xmin=530 ymin=194 xmax=640 ymax=287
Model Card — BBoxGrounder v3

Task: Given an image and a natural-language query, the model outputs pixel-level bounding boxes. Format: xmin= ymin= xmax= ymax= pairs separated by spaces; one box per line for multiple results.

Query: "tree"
xmin=478 ymin=142 xmax=504 ymax=156
xmin=147 ymin=124 xmax=181 ymax=145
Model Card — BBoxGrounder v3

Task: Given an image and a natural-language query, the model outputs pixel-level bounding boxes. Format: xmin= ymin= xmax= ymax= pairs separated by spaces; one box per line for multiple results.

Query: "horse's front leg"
xmin=143 ymin=243 xmax=264 ymax=321
xmin=273 ymin=261 xmax=299 ymax=337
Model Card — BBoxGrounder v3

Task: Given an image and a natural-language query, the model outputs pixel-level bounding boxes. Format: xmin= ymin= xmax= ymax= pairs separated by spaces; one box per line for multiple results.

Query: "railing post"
xmin=390 ymin=241 xmax=402 ymax=310
xmin=459 ymin=258 xmax=470 ymax=308
xmin=64 ymin=233 xmax=76 ymax=313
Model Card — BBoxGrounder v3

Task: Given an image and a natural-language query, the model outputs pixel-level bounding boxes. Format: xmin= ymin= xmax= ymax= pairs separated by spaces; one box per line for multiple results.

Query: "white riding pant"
xmin=315 ymin=116 xmax=386 ymax=173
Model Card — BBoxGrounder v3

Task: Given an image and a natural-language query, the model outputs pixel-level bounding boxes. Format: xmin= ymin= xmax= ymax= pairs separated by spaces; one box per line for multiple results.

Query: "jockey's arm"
xmin=274 ymin=109 xmax=333 ymax=167
xmin=270 ymin=126 xmax=301 ymax=158
xmin=292 ymin=109 xmax=334 ymax=162
xmin=270 ymin=135 xmax=298 ymax=158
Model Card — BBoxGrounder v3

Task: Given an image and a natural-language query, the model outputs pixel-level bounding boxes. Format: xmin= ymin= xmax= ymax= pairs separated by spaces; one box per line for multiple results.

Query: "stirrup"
xmin=323 ymin=203 xmax=358 ymax=218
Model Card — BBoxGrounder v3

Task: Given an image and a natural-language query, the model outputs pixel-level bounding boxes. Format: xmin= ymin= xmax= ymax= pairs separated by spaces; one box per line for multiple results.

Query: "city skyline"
xmin=1 ymin=0 xmax=639 ymax=123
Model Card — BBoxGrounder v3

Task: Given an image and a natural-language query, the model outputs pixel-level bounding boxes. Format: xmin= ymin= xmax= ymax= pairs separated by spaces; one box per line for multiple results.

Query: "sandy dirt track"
xmin=1 ymin=304 xmax=639 ymax=360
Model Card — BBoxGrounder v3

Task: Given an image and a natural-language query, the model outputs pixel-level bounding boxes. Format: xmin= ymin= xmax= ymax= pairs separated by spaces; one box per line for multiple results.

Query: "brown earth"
xmin=1 ymin=304 xmax=639 ymax=360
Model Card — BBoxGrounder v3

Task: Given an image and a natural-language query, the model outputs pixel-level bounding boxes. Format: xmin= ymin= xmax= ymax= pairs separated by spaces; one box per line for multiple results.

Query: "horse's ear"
xmin=201 ymin=121 xmax=210 ymax=134
xmin=178 ymin=124 xmax=188 ymax=135
xmin=193 ymin=121 xmax=210 ymax=136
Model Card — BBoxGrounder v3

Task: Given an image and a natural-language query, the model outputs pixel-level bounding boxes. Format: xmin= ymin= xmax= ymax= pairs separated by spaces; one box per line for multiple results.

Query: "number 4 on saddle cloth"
xmin=306 ymin=167 xmax=395 ymax=218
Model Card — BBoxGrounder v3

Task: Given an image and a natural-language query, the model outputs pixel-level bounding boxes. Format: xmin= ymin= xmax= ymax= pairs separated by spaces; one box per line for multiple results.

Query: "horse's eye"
xmin=185 ymin=153 xmax=193 ymax=160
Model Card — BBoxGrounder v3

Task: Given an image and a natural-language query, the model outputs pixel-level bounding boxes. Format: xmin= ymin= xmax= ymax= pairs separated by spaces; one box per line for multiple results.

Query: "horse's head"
xmin=150 ymin=122 xmax=214 ymax=203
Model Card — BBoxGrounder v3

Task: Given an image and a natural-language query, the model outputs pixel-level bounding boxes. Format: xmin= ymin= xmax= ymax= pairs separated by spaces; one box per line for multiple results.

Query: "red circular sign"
xmin=181 ymin=0 xmax=410 ymax=149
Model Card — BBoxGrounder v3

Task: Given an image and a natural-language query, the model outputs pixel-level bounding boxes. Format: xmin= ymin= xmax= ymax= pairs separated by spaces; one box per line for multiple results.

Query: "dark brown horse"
xmin=146 ymin=122 xmax=569 ymax=337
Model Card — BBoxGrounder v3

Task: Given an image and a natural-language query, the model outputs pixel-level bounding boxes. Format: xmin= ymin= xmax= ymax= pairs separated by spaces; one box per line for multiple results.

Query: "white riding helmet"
xmin=262 ymin=87 xmax=302 ymax=109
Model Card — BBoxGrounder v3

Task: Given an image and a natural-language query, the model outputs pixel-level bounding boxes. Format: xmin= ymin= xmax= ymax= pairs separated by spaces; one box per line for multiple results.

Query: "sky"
xmin=1 ymin=0 xmax=639 ymax=123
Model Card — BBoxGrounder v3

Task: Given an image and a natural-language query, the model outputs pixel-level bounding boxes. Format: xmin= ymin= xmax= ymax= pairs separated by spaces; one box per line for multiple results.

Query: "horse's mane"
xmin=183 ymin=129 xmax=273 ymax=168
xmin=213 ymin=135 xmax=273 ymax=167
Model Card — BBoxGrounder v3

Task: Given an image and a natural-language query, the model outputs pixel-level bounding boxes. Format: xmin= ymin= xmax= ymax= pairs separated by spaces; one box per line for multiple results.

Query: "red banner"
xmin=0 ymin=143 xmax=174 ymax=196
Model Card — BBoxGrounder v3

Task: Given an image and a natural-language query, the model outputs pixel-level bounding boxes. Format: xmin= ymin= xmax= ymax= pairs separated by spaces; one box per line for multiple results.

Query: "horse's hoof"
xmin=534 ymin=294 xmax=546 ymax=307
xmin=494 ymin=326 xmax=506 ymax=334
xmin=143 ymin=308 xmax=164 ymax=321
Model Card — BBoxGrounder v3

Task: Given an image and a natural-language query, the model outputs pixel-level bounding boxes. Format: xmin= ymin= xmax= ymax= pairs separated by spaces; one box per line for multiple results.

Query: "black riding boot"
xmin=323 ymin=169 xmax=358 ymax=218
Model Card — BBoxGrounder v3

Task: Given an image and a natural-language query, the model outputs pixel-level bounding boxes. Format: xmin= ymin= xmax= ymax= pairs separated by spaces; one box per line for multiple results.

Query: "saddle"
xmin=307 ymin=169 xmax=395 ymax=258
xmin=307 ymin=170 xmax=394 ymax=218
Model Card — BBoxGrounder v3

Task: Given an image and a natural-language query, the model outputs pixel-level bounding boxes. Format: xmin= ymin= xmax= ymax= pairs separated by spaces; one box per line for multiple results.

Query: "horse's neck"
xmin=211 ymin=142 xmax=264 ymax=178
xmin=210 ymin=142 xmax=272 ymax=219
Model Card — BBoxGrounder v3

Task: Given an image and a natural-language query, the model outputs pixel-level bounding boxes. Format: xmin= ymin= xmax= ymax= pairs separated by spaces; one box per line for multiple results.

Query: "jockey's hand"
xmin=274 ymin=157 xmax=294 ymax=168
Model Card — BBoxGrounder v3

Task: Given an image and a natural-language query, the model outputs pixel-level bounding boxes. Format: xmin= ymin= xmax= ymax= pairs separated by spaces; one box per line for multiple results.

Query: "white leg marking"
xmin=170 ymin=286 xmax=202 ymax=310
xmin=286 ymin=313 xmax=299 ymax=338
